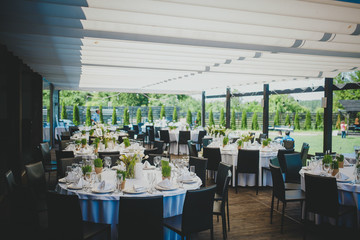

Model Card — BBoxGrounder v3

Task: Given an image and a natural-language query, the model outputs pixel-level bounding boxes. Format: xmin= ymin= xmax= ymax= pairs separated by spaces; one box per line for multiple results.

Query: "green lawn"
xmin=268 ymin=131 xmax=359 ymax=155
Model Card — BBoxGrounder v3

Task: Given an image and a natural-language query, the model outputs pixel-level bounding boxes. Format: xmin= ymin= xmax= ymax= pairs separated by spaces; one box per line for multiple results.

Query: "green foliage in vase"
xmin=294 ymin=112 xmax=300 ymax=130
xmin=285 ymin=113 xmax=291 ymax=126
xmin=82 ymin=165 xmax=92 ymax=175
xmin=81 ymin=138 xmax=87 ymax=146
xmin=331 ymin=160 xmax=339 ymax=169
xmin=173 ymin=107 xmax=178 ymax=122
xmin=73 ymin=105 xmax=80 ymax=126
xmin=81 ymin=130 xmax=86 ymax=135
xmin=99 ymin=106 xmax=104 ymax=124
xmin=262 ymin=138 xmax=272 ymax=147
xmin=161 ymin=160 xmax=171 ymax=178
xmin=160 ymin=105 xmax=166 ymax=119
xmin=336 ymin=154 xmax=344 ymax=162
xmin=241 ymin=110 xmax=247 ymax=129
xmin=148 ymin=107 xmax=153 ymax=123
xmin=196 ymin=111 xmax=201 ymax=125
xmin=335 ymin=114 xmax=341 ymax=129
xmin=322 ymin=154 xmax=332 ymax=164
xmin=102 ymin=138 xmax=108 ymax=149
xmin=61 ymin=101 xmax=67 ymax=120
xmin=136 ymin=108 xmax=142 ymax=124
xmin=112 ymin=107 xmax=117 ymax=125
xmin=231 ymin=109 xmax=236 ymax=130
xmin=274 ymin=110 xmax=280 ymax=126
xmin=123 ymin=107 xmax=130 ymax=125
xmin=223 ymin=136 xmax=229 ymax=146
xmin=251 ymin=112 xmax=259 ymax=130
xmin=209 ymin=110 xmax=214 ymax=126
xmin=85 ymin=106 xmax=91 ymax=126
xmin=305 ymin=111 xmax=312 ymax=130
xmin=94 ymin=158 xmax=103 ymax=168
xmin=123 ymin=137 xmax=130 ymax=148
xmin=186 ymin=110 xmax=192 ymax=125
xmin=117 ymin=170 xmax=127 ymax=179
xmin=89 ymin=129 xmax=94 ymax=136
xmin=237 ymin=139 xmax=243 ymax=147
xmin=219 ymin=108 xmax=225 ymax=127
xmin=315 ymin=111 xmax=322 ymax=130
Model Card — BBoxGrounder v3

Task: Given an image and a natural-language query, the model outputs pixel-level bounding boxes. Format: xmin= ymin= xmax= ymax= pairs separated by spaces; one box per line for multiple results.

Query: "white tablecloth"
xmin=56 ymin=169 xmax=202 ymax=240
xmin=300 ymin=164 xmax=360 ymax=228
xmin=168 ymin=130 xmax=199 ymax=155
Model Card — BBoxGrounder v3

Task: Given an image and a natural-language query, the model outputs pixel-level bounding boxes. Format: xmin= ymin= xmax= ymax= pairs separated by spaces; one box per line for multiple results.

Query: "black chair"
xmin=60 ymin=140 xmax=72 ymax=151
xmin=284 ymin=153 xmax=302 ymax=184
xmin=147 ymin=127 xmax=155 ymax=148
xmin=39 ymin=142 xmax=57 ymax=182
xmin=213 ymin=162 xmax=232 ymax=239
xmin=123 ymin=125 xmax=130 ymax=132
xmin=164 ymin=185 xmax=216 ymax=240
xmin=47 ymin=191 xmax=111 ymax=240
xmin=187 ymin=140 xmax=198 ymax=157
xmin=127 ymin=130 xmax=135 ymax=139
xmin=304 ymin=173 xmax=357 ymax=236
xmin=193 ymin=130 xmax=206 ymax=151
xmin=269 ymin=157 xmax=301 ymax=191
xmin=261 ymin=157 xmax=276 ymax=187
xmin=249 ymin=132 xmax=255 ymax=143
xmin=55 ymin=150 xmax=74 ymax=178
xmin=133 ymin=125 xmax=139 ymax=134
xmin=69 ymin=126 xmax=79 ymax=136
xmin=300 ymin=142 xmax=310 ymax=166
xmin=119 ymin=196 xmax=163 ymax=240
xmin=144 ymin=148 xmax=159 ymax=156
xmin=25 ymin=162 xmax=48 ymax=213
xmin=189 ymin=156 xmax=208 ymax=187
xmin=58 ymin=158 xmax=75 ymax=178
xmin=98 ymin=151 xmax=120 ymax=158
xmin=203 ymin=147 xmax=222 ymax=181
xmin=160 ymin=130 xmax=176 ymax=153
xmin=60 ymin=131 xmax=71 ymax=140
xmin=236 ymin=149 xmax=259 ymax=195
xmin=5 ymin=170 xmax=18 ymax=194
xmin=269 ymin=163 xmax=305 ymax=233
xmin=283 ymin=140 xmax=294 ymax=150
xmin=277 ymin=149 xmax=295 ymax=174
xmin=153 ymin=140 xmax=165 ymax=155
xmin=178 ymin=131 xmax=190 ymax=155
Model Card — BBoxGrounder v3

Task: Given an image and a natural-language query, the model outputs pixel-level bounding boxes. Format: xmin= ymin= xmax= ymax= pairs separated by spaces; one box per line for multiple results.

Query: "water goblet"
xmin=323 ymin=163 xmax=330 ymax=176
xmin=190 ymin=166 xmax=196 ymax=177
xmin=104 ymin=157 xmax=111 ymax=170
xmin=84 ymin=172 xmax=92 ymax=192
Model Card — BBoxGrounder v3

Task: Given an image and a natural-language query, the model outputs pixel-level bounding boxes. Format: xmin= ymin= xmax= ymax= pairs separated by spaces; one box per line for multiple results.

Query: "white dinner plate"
xmin=155 ymin=185 xmax=178 ymax=191
xmin=143 ymin=166 xmax=156 ymax=170
xmin=58 ymin=178 xmax=66 ymax=183
xmin=67 ymin=185 xmax=83 ymax=190
xmin=182 ymin=179 xmax=197 ymax=184
xmin=91 ymin=188 xmax=115 ymax=193
xmin=123 ymin=188 xmax=147 ymax=194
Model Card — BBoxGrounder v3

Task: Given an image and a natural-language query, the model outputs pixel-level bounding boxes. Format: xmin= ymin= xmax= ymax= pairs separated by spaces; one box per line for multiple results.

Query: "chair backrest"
xmin=203 ymin=147 xmax=221 ymax=171
xmin=159 ymin=130 xmax=170 ymax=143
xmin=69 ymin=126 xmax=79 ymax=136
xmin=147 ymin=127 xmax=155 ymax=142
xmin=154 ymin=126 xmax=161 ymax=138
xmin=60 ymin=131 xmax=70 ymax=140
xmin=283 ymin=140 xmax=294 ymax=150
xmin=59 ymin=158 xmax=74 ymax=178
xmin=189 ymin=157 xmax=208 ymax=187
xmin=237 ymin=149 xmax=259 ymax=174
xmin=197 ymin=130 xmax=207 ymax=143
xmin=259 ymin=133 xmax=267 ymax=140
xmin=60 ymin=140 xmax=71 ymax=150
xmin=98 ymin=151 xmax=120 ymax=158
xmin=47 ymin=191 xmax=83 ymax=239
xmin=25 ymin=161 xmax=46 ymax=194
xmin=5 ymin=170 xmax=17 ymax=193
xmin=153 ymin=140 xmax=164 ymax=154
xmin=144 ymin=148 xmax=159 ymax=156
xmin=269 ymin=163 xmax=285 ymax=202
xmin=284 ymin=153 xmax=303 ymax=183
xmin=118 ymin=135 xmax=124 ymax=144
xmin=182 ymin=185 xmax=216 ymax=235
xmin=187 ymin=140 xmax=198 ymax=157
xmin=127 ymin=130 xmax=135 ymax=139
xmin=270 ymin=157 xmax=280 ymax=167
xmin=249 ymin=132 xmax=255 ymax=143
xmin=119 ymin=196 xmax=163 ymax=240
xmin=179 ymin=131 xmax=191 ymax=144
xmin=215 ymin=162 xmax=232 ymax=197
xmin=300 ymin=142 xmax=310 ymax=166
xmin=123 ymin=125 xmax=130 ymax=132
xmin=202 ymin=137 xmax=213 ymax=148
xmin=133 ymin=125 xmax=139 ymax=134
xmin=304 ymin=173 xmax=339 ymax=218
xmin=40 ymin=142 xmax=51 ymax=163
xmin=101 ymin=154 xmax=119 ymax=167
xmin=277 ymin=149 xmax=294 ymax=173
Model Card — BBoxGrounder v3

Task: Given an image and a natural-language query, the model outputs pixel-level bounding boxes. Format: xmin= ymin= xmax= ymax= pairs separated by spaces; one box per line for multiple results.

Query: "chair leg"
xmin=270 ymin=193 xmax=274 ymax=224
xmin=256 ymin=173 xmax=259 ymax=195
xmin=226 ymin=198 xmax=230 ymax=231
xmin=281 ymin=202 xmax=286 ymax=233
xmin=277 ymin=199 xmax=280 ymax=210
xmin=107 ymin=226 xmax=111 ymax=240
xmin=222 ymin=211 xmax=227 ymax=239
xmin=235 ymin=169 xmax=238 ymax=194
xmin=210 ymin=227 xmax=214 ymax=240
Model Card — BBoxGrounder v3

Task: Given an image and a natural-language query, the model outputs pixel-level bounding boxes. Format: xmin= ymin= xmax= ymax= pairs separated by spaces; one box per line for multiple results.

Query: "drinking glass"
xmin=116 ymin=174 xmax=123 ymax=193
xmin=154 ymin=156 xmax=161 ymax=169
xmin=104 ymin=157 xmax=111 ymax=170
xmin=85 ymin=172 xmax=92 ymax=192
xmin=190 ymin=166 xmax=196 ymax=176
xmin=323 ymin=163 xmax=330 ymax=176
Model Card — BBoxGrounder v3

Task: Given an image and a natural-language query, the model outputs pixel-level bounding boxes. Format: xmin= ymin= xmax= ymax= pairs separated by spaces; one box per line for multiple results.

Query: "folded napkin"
xmin=72 ymin=178 xmax=83 ymax=188
xmin=133 ymin=184 xmax=146 ymax=192
xmin=143 ymin=161 xmax=151 ymax=168
xmin=157 ymin=178 xmax=172 ymax=189
xmin=97 ymin=180 xmax=114 ymax=191
xmin=179 ymin=174 xmax=193 ymax=181
xmin=335 ymin=172 xmax=349 ymax=181
xmin=66 ymin=172 xmax=76 ymax=182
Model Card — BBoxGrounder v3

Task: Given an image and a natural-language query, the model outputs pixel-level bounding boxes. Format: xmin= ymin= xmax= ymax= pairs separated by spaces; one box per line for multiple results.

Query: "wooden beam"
xmin=323 ymin=78 xmax=333 ymax=153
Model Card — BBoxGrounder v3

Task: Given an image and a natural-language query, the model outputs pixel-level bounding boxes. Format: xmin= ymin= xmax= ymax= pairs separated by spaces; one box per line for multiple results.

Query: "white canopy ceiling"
xmin=1 ymin=0 xmax=360 ymax=94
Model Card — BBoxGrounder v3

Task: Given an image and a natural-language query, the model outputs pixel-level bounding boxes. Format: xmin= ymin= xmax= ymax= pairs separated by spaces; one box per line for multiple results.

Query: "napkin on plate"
xmin=143 ymin=161 xmax=151 ymax=168
xmin=71 ymin=178 xmax=83 ymax=188
xmin=335 ymin=172 xmax=349 ymax=181
xmin=133 ymin=184 xmax=146 ymax=192
xmin=157 ymin=178 xmax=172 ymax=189
xmin=66 ymin=172 xmax=76 ymax=182
xmin=179 ymin=174 xmax=193 ymax=181
xmin=97 ymin=180 xmax=114 ymax=191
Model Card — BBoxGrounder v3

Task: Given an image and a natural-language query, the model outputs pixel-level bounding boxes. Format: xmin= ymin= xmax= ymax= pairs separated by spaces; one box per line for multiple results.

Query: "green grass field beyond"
xmin=268 ymin=131 xmax=360 ymax=155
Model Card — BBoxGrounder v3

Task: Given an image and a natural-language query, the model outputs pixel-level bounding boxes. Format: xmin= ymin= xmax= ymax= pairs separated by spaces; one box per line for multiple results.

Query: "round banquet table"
xmin=299 ymin=163 xmax=360 ymax=228
xmin=56 ymin=169 xmax=202 ymax=240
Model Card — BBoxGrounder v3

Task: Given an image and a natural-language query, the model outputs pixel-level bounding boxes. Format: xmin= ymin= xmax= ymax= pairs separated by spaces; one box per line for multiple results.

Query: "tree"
xmin=284 ymin=113 xmax=291 ymax=126
xmin=73 ymin=105 xmax=80 ymax=126
xmin=112 ymin=107 xmax=117 ymax=125
xmin=173 ymin=107 xmax=178 ymax=122
xmin=335 ymin=114 xmax=341 ymax=129
xmin=315 ymin=111 xmax=322 ymax=129
xmin=136 ymin=108 xmax=142 ymax=124
xmin=99 ymin=106 xmax=104 ymax=124
xmin=231 ymin=109 xmax=236 ymax=130
xmin=160 ymin=105 xmax=166 ymax=119
xmin=251 ymin=112 xmax=259 ymax=130
xmin=86 ymin=106 xmax=91 ymax=126
xmin=241 ymin=110 xmax=247 ymax=129
xmin=209 ymin=110 xmax=214 ymax=126
xmin=46 ymin=105 xmax=50 ymax=123
xmin=186 ymin=110 xmax=192 ymax=125
xmin=148 ymin=107 xmax=153 ymax=123
xmin=274 ymin=110 xmax=280 ymax=126
xmin=196 ymin=111 xmax=201 ymax=125
xmin=61 ymin=102 xmax=67 ymax=120
xmin=305 ymin=111 xmax=312 ymax=130
xmin=333 ymin=71 xmax=360 ymax=110
xmin=123 ymin=107 xmax=130 ymax=125
xmin=294 ymin=112 xmax=300 ymax=130
xmin=220 ymin=108 xmax=225 ymax=127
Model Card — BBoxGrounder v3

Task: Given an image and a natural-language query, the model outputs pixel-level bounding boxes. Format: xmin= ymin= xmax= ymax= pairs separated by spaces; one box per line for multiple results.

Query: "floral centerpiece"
xmin=331 ymin=160 xmax=339 ymax=176
xmin=236 ymin=132 xmax=254 ymax=149
xmin=262 ymin=138 xmax=272 ymax=148
xmin=222 ymin=136 xmax=229 ymax=147
xmin=123 ymin=137 xmax=131 ymax=148
xmin=161 ymin=159 xmax=171 ymax=180
xmin=81 ymin=138 xmax=87 ymax=148
xmin=335 ymin=154 xmax=344 ymax=168
xmin=117 ymin=152 xmax=144 ymax=179
xmin=94 ymin=158 xmax=103 ymax=174
xmin=206 ymin=125 xmax=226 ymax=137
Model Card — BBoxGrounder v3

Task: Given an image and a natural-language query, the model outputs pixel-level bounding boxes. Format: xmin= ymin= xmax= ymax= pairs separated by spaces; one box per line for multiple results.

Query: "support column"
xmin=201 ymin=91 xmax=206 ymax=127
xmin=225 ymin=88 xmax=231 ymax=129
xmin=323 ymin=78 xmax=333 ymax=153
xmin=50 ymin=84 xmax=59 ymax=147
xmin=263 ymin=84 xmax=269 ymax=137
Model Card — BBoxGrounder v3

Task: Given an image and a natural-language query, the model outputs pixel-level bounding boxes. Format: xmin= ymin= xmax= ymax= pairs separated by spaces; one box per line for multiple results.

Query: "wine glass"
xmin=323 ymin=163 xmax=330 ymax=176
xmin=84 ymin=172 xmax=92 ymax=192
xmin=104 ymin=157 xmax=111 ymax=170
xmin=116 ymin=174 xmax=123 ymax=194
xmin=190 ymin=166 xmax=196 ymax=176
xmin=154 ymin=156 xmax=161 ymax=169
